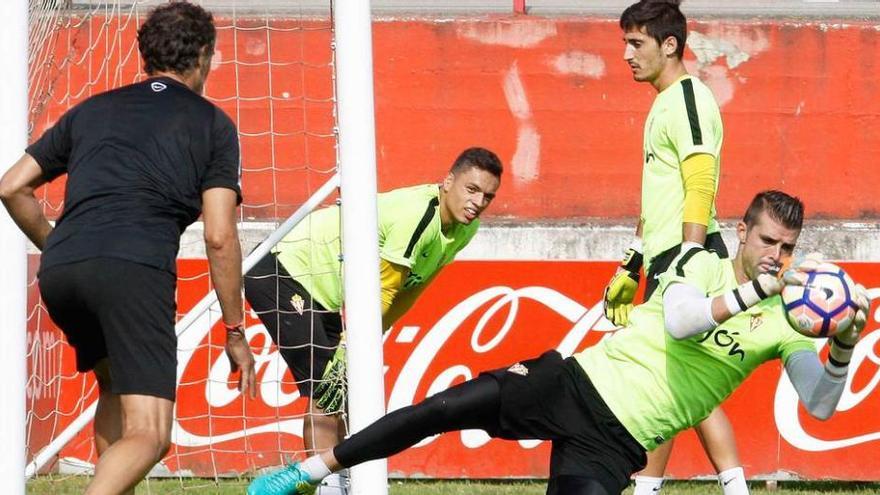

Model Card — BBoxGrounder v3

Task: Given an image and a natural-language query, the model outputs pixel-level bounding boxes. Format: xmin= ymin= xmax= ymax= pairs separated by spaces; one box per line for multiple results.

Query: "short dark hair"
xmin=620 ymin=0 xmax=687 ymax=59
xmin=450 ymin=147 xmax=503 ymax=178
xmin=138 ymin=2 xmax=216 ymax=76
xmin=743 ymin=190 xmax=804 ymax=231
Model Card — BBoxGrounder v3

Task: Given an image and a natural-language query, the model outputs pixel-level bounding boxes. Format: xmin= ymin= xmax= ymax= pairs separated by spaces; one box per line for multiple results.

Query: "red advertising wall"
xmin=26 ymin=260 xmax=880 ymax=480
xmin=32 ymin=16 xmax=880 ymax=221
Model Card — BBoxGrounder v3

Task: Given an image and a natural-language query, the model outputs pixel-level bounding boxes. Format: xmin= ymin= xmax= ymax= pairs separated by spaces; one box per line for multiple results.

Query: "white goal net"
xmin=23 ymin=0 xmax=367 ymax=491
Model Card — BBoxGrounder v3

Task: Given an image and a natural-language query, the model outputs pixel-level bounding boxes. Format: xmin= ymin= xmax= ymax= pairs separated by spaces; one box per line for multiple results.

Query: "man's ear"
xmin=663 ymin=36 xmax=678 ymax=57
xmin=736 ymin=221 xmax=748 ymax=244
xmin=442 ymin=172 xmax=454 ymax=191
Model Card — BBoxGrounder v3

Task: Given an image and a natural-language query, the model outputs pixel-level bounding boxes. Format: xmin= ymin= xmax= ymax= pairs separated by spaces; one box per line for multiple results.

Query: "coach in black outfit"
xmin=0 ymin=3 xmax=255 ymax=493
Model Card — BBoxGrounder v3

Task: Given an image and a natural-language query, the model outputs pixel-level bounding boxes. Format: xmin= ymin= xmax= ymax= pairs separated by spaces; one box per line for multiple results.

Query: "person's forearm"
xmin=206 ymin=232 xmax=244 ymax=326
xmin=383 ymin=286 xmax=423 ymax=330
xmin=785 ymin=351 xmax=847 ymax=420
xmin=0 ymin=191 xmax=53 ymax=250
xmin=682 ymin=222 xmax=707 ymax=246
xmin=664 ymin=275 xmax=780 ymax=339
xmin=383 ymin=273 xmax=436 ymax=330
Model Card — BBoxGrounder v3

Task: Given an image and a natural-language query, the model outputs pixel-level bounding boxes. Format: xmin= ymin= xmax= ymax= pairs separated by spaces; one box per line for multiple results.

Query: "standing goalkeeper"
xmin=603 ymin=1 xmax=745 ymax=493
xmin=0 ymin=2 xmax=255 ymax=493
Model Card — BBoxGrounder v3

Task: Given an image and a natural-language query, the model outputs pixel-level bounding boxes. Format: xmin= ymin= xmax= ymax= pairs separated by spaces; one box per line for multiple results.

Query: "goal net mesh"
xmin=26 ymin=0 xmax=341 ymax=489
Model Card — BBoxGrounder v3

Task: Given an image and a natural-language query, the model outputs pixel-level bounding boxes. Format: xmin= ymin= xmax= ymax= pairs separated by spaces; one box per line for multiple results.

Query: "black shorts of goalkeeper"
xmin=39 ymin=258 xmax=178 ymax=401
xmin=244 ymin=252 xmax=343 ymax=399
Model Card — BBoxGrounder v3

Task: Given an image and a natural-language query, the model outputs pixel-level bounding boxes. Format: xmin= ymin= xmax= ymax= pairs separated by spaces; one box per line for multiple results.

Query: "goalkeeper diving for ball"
xmin=244 ymin=147 xmax=502 ymax=493
xmin=248 ymin=190 xmax=871 ymax=495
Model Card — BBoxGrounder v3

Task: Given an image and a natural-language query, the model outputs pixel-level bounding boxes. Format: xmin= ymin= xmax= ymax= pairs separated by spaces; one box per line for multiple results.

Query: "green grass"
xmin=26 ymin=477 xmax=880 ymax=494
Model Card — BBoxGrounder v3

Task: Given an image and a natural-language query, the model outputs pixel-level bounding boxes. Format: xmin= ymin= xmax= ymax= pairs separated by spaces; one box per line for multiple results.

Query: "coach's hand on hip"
xmin=225 ymin=325 xmax=257 ymax=398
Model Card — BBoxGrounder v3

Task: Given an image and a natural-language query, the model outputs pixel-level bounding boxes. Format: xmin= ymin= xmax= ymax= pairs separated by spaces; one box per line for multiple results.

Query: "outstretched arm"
xmin=662 ymin=270 xmax=786 ymax=340
xmin=785 ymin=283 xmax=871 ymax=419
xmin=784 ymin=351 xmax=846 ymax=420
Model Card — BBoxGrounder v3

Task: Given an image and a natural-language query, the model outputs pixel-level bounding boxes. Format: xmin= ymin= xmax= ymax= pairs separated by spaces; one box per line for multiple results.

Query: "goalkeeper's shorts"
xmin=39 ymin=257 xmax=178 ymax=401
xmin=245 ymin=253 xmax=343 ymax=398
xmin=482 ymin=351 xmax=647 ymax=494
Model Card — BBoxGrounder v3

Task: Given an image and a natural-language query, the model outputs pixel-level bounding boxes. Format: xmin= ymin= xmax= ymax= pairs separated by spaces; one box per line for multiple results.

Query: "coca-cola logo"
xmin=171 ymin=283 xmax=880 ymax=453
xmin=171 ymin=285 xmax=618 ymax=447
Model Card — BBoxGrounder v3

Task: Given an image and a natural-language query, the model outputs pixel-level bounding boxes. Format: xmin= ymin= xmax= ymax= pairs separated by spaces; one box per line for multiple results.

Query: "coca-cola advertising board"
xmin=26 ymin=260 xmax=880 ymax=480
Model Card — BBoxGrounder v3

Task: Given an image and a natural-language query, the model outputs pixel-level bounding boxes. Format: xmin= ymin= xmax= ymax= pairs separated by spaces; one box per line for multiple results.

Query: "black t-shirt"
xmin=27 ymin=76 xmax=241 ymax=275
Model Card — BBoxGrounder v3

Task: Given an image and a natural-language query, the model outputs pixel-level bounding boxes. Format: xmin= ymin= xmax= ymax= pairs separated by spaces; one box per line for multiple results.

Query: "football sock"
xmin=301 ymin=454 xmax=332 ymax=483
xmin=633 ymin=475 xmax=664 ymax=494
xmin=718 ymin=466 xmax=750 ymax=495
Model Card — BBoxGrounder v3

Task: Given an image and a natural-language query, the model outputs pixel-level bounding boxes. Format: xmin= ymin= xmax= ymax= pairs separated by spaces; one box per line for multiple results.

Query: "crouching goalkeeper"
xmin=249 ymin=190 xmax=871 ymax=495
xmin=244 ymin=148 xmax=502 ymax=492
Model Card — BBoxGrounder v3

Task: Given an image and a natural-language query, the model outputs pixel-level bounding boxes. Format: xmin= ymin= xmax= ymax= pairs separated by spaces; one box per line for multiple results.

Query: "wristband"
xmin=621 ymin=239 xmax=644 ymax=273
xmin=224 ymin=321 xmax=245 ymax=335
xmin=828 ymin=336 xmax=855 ymax=369
xmin=723 ymin=279 xmax=765 ymax=316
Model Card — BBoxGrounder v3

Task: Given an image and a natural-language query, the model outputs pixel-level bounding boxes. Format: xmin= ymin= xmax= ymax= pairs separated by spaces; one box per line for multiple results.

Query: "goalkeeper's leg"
xmin=244 ymin=253 xmax=343 ymax=454
xmin=333 ymin=374 xmax=501 ymax=467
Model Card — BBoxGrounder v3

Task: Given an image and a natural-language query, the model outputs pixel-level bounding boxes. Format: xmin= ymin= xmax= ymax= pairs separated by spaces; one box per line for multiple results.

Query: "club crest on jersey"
xmin=290 ymin=294 xmax=305 ymax=315
xmin=750 ymin=313 xmax=763 ymax=332
xmin=150 ymin=81 xmax=168 ymax=92
xmin=507 ymin=362 xmax=529 ymax=376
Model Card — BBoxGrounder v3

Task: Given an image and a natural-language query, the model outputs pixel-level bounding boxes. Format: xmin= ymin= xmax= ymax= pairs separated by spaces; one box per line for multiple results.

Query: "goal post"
xmin=334 ymin=0 xmax=389 ymax=493
xmin=0 ymin=0 xmax=29 ymax=493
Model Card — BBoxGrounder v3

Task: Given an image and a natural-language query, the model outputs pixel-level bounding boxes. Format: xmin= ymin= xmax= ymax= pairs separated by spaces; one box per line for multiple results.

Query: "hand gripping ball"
xmin=782 ymin=262 xmax=859 ymax=338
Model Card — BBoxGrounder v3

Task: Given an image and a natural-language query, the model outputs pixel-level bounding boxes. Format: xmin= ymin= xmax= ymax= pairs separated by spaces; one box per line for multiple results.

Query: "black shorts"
xmin=644 ymin=231 xmax=729 ymax=301
xmin=483 ymin=351 xmax=647 ymax=494
xmin=38 ymin=258 xmax=177 ymax=401
xmin=244 ymin=253 xmax=343 ymax=398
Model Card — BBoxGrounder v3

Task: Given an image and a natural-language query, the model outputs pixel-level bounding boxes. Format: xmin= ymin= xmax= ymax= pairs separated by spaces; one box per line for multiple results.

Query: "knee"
xmin=123 ymin=424 xmax=171 ymax=461
xmin=419 ymin=395 xmax=452 ymax=425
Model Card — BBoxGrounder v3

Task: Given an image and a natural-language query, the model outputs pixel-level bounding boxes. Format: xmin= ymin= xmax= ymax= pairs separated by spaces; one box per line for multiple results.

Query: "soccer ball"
xmin=781 ymin=262 xmax=859 ymax=338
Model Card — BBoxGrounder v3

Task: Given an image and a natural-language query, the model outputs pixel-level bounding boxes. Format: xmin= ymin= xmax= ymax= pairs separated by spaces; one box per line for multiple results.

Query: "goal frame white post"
xmin=334 ymin=0 xmax=390 ymax=493
xmin=0 ymin=0 xmax=29 ymax=493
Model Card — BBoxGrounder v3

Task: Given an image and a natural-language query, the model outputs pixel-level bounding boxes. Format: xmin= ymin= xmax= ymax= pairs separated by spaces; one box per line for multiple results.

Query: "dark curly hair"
xmin=450 ymin=147 xmax=503 ymax=178
xmin=620 ymin=0 xmax=687 ymax=59
xmin=138 ymin=1 xmax=216 ymax=75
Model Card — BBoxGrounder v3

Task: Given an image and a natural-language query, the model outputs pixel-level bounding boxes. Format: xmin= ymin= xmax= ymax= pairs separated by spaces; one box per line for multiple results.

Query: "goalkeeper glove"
xmin=314 ymin=335 xmax=347 ymax=414
xmin=603 ymin=240 xmax=643 ymax=326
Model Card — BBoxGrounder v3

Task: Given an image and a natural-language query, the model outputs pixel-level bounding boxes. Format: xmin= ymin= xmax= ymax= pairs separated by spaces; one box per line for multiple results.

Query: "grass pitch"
xmin=26 ymin=477 xmax=880 ymax=494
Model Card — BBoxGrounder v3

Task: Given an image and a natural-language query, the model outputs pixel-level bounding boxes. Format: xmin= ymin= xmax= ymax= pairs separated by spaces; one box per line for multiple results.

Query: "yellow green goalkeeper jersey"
xmin=641 ymin=75 xmax=723 ymax=271
xmin=273 ymin=184 xmax=479 ymax=311
xmin=575 ymin=248 xmax=814 ymax=451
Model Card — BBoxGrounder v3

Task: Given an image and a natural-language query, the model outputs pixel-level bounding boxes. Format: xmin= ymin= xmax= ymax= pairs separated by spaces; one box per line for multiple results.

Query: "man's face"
xmin=623 ymin=26 xmax=673 ymax=84
xmin=736 ymin=210 xmax=800 ymax=281
xmin=440 ymin=166 xmax=500 ymax=225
